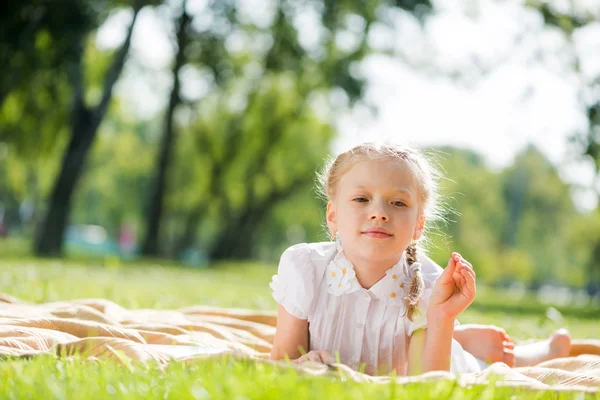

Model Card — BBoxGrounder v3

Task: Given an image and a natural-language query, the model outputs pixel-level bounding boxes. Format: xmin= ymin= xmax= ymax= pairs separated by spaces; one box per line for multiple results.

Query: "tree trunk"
xmin=33 ymin=112 xmax=96 ymax=255
xmin=209 ymin=210 xmax=263 ymax=260
xmin=173 ymin=207 xmax=204 ymax=256
xmin=141 ymin=3 xmax=190 ymax=257
xmin=34 ymin=5 xmax=140 ymax=256
xmin=209 ymin=178 xmax=310 ymax=260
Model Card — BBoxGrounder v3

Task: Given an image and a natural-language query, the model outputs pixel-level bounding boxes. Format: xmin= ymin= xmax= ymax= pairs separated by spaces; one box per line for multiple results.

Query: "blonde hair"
xmin=317 ymin=142 xmax=445 ymax=320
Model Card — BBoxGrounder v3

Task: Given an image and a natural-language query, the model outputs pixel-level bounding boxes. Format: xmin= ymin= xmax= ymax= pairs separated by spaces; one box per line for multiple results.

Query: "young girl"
xmin=270 ymin=142 xmax=477 ymax=376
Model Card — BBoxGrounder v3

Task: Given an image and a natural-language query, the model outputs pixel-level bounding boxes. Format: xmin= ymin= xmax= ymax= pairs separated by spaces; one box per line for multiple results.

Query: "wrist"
xmin=427 ymin=310 xmax=455 ymax=325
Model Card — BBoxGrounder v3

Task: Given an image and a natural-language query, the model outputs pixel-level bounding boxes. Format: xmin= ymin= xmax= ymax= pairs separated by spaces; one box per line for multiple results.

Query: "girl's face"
xmin=327 ymin=159 xmax=425 ymax=267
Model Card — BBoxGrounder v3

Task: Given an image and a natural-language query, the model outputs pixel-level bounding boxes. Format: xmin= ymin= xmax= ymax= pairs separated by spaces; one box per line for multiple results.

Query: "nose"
xmin=369 ymin=202 xmax=389 ymax=222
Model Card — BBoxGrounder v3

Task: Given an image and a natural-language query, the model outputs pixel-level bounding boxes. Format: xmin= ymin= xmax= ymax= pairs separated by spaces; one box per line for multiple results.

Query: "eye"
xmin=392 ymin=201 xmax=406 ymax=207
xmin=353 ymin=197 xmax=368 ymax=203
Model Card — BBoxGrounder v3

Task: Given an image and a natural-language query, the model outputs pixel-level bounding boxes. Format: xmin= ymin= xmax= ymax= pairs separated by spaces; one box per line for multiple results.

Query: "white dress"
xmin=270 ymin=241 xmax=484 ymax=376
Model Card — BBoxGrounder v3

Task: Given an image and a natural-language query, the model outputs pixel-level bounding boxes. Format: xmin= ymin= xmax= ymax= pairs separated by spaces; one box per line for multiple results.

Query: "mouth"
xmin=362 ymin=228 xmax=393 ymax=239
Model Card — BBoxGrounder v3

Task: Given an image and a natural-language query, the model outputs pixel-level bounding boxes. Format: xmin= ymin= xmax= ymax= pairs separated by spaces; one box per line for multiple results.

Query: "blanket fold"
xmin=0 ymin=294 xmax=598 ymax=392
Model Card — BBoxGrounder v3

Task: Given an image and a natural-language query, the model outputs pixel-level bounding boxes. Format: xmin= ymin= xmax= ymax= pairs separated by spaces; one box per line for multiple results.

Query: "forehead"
xmin=339 ymin=159 xmax=417 ymax=191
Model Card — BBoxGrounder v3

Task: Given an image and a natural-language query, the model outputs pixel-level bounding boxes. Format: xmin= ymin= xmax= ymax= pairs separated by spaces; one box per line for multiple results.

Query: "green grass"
xmin=4 ymin=355 xmax=592 ymax=400
xmin=0 ymin=238 xmax=599 ymax=399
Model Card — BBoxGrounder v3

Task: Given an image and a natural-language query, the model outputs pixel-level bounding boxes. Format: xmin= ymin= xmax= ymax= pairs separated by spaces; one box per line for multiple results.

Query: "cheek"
xmin=338 ymin=208 xmax=363 ymax=230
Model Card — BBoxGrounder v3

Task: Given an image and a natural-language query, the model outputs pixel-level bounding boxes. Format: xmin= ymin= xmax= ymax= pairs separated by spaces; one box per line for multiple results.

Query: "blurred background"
xmin=1 ymin=0 xmax=599 ymax=311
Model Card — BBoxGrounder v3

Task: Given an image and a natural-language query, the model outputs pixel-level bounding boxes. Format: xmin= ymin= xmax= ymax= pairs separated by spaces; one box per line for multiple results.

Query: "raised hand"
xmin=428 ymin=252 xmax=476 ymax=321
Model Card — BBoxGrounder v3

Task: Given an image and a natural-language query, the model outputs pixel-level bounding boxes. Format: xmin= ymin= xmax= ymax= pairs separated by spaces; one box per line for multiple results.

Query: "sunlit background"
xmin=1 ymin=0 xmax=599 ymax=310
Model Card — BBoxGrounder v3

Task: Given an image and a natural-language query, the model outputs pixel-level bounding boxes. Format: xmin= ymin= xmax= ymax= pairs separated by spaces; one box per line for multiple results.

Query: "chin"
xmin=358 ymin=248 xmax=397 ymax=263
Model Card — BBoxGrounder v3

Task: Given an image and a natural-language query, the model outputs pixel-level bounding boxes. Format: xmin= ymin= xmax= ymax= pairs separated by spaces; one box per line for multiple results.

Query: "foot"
xmin=514 ymin=329 xmax=571 ymax=367
xmin=453 ymin=324 xmax=516 ymax=366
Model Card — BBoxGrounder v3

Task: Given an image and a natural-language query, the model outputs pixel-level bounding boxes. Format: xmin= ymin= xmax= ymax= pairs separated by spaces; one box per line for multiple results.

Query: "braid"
xmin=405 ymin=242 xmax=425 ymax=321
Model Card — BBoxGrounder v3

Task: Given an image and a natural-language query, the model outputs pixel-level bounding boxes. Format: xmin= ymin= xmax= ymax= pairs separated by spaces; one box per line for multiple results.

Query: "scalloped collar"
xmin=325 ymin=247 xmax=433 ymax=310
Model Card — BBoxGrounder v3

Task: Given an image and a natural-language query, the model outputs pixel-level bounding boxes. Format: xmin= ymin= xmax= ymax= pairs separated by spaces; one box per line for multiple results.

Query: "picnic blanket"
xmin=0 ymin=293 xmax=598 ymax=393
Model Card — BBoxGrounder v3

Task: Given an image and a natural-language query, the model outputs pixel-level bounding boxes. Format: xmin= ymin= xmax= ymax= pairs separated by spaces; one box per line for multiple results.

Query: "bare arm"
xmin=270 ymin=304 xmax=309 ymax=360
xmin=421 ymin=316 xmax=454 ymax=372
xmin=407 ymin=328 xmax=426 ymax=375
xmin=406 ymin=316 xmax=454 ymax=375
xmin=407 ymin=252 xmax=475 ymax=374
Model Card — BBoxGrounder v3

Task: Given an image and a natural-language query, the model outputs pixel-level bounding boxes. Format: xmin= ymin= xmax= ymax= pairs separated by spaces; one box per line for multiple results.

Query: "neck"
xmin=345 ymin=253 xmax=401 ymax=289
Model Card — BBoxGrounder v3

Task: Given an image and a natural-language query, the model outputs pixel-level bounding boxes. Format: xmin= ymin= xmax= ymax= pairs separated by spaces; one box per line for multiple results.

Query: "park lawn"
xmin=0 ymin=249 xmax=598 ymax=399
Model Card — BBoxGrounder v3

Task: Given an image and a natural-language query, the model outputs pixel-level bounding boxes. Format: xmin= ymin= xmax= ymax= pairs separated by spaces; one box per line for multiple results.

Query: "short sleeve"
xmin=405 ymin=288 xmax=431 ymax=336
xmin=270 ymin=243 xmax=316 ymax=320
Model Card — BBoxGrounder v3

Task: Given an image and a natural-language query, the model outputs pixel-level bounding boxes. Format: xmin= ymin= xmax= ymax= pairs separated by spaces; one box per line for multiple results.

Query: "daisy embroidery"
xmin=326 ymin=253 xmax=357 ymax=295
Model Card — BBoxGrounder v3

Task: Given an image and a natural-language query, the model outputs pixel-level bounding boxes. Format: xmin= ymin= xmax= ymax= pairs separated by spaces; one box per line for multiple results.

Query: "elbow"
xmin=270 ymin=347 xmax=280 ymax=360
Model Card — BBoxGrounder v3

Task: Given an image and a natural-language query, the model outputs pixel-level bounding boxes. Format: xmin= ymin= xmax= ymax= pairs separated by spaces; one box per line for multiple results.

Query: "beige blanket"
xmin=0 ymin=293 xmax=598 ymax=393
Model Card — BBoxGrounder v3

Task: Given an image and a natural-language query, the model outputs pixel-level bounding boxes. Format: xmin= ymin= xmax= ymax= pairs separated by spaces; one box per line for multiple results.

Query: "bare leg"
xmin=569 ymin=339 xmax=600 ymax=357
xmin=453 ymin=324 xmax=516 ymax=366
xmin=453 ymin=325 xmax=572 ymax=368
xmin=513 ymin=329 xmax=571 ymax=367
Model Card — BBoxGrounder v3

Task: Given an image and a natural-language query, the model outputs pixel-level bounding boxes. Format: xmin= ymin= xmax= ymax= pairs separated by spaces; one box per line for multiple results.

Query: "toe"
xmin=503 ymin=340 xmax=516 ymax=349
xmin=503 ymin=349 xmax=516 ymax=367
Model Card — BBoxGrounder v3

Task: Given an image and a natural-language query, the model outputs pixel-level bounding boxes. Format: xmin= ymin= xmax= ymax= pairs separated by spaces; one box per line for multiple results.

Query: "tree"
xmin=501 ymin=146 xmax=577 ymax=284
xmin=0 ymin=1 xmax=92 ymax=110
xmin=140 ymin=0 xmax=434 ymax=257
xmin=33 ymin=1 xmax=146 ymax=256
xmin=524 ymin=1 xmax=599 ymax=171
xmin=528 ymin=1 xmax=600 ymax=289
xmin=0 ymin=1 xmax=95 ymax=234
xmin=140 ymin=0 xmax=191 ymax=256
xmin=428 ymin=146 xmax=508 ymax=282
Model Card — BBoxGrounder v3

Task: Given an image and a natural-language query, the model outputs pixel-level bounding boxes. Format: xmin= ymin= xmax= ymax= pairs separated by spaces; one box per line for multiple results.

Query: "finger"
xmin=298 ymin=351 xmax=316 ymax=363
xmin=458 ymin=261 xmax=475 ymax=277
xmin=459 ymin=257 xmax=473 ymax=269
xmin=309 ymin=352 xmax=323 ymax=363
xmin=460 ymin=265 xmax=475 ymax=281
xmin=460 ymin=269 xmax=475 ymax=291
xmin=453 ymin=272 xmax=464 ymax=291
xmin=293 ymin=355 xmax=306 ymax=364
xmin=460 ymin=268 xmax=476 ymax=295
xmin=318 ymin=350 xmax=335 ymax=364
xmin=452 ymin=265 xmax=464 ymax=285
xmin=441 ymin=255 xmax=457 ymax=281
xmin=458 ymin=262 xmax=474 ymax=278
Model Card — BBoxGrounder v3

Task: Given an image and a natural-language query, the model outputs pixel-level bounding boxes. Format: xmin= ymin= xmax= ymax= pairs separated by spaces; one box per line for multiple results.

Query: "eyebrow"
xmin=354 ymin=185 xmax=413 ymax=195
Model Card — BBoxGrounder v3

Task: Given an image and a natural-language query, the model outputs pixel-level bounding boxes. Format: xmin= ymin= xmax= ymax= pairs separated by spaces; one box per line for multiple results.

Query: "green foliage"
xmin=0 ymin=69 xmax=71 ymax=158
xmin=500 ymin=146 xmax=577 ymax=283
xmin=69 ymin=105 xmax=157 ymax=235
xmin=423 ymin=146 xmax=594 ymax=287
xmin=1 ymin=0 xmax=599 ymax=288
xmin=167 ymin=73 xmax=334 ymax=254
xmin=427 ymin=147 xmax=507 ymax=281
xmin=526 ymin=1 xmax=600 ymax=176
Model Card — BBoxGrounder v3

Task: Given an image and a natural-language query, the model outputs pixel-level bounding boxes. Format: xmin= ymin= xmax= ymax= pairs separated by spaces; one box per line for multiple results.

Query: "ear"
xmin=326 ymin=201 xmax=337 ymax=235
xmin=413 ymin=214 xmax=426 ymax=241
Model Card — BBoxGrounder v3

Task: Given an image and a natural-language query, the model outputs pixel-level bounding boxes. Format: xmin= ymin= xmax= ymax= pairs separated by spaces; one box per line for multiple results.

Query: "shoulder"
xmin=274 ymin=241 xmax=336 ymax=291
xmin=271 ymin=242 xmax=336 ymax=320
xmin=278 ymin=241 xmax=337 ymax=270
